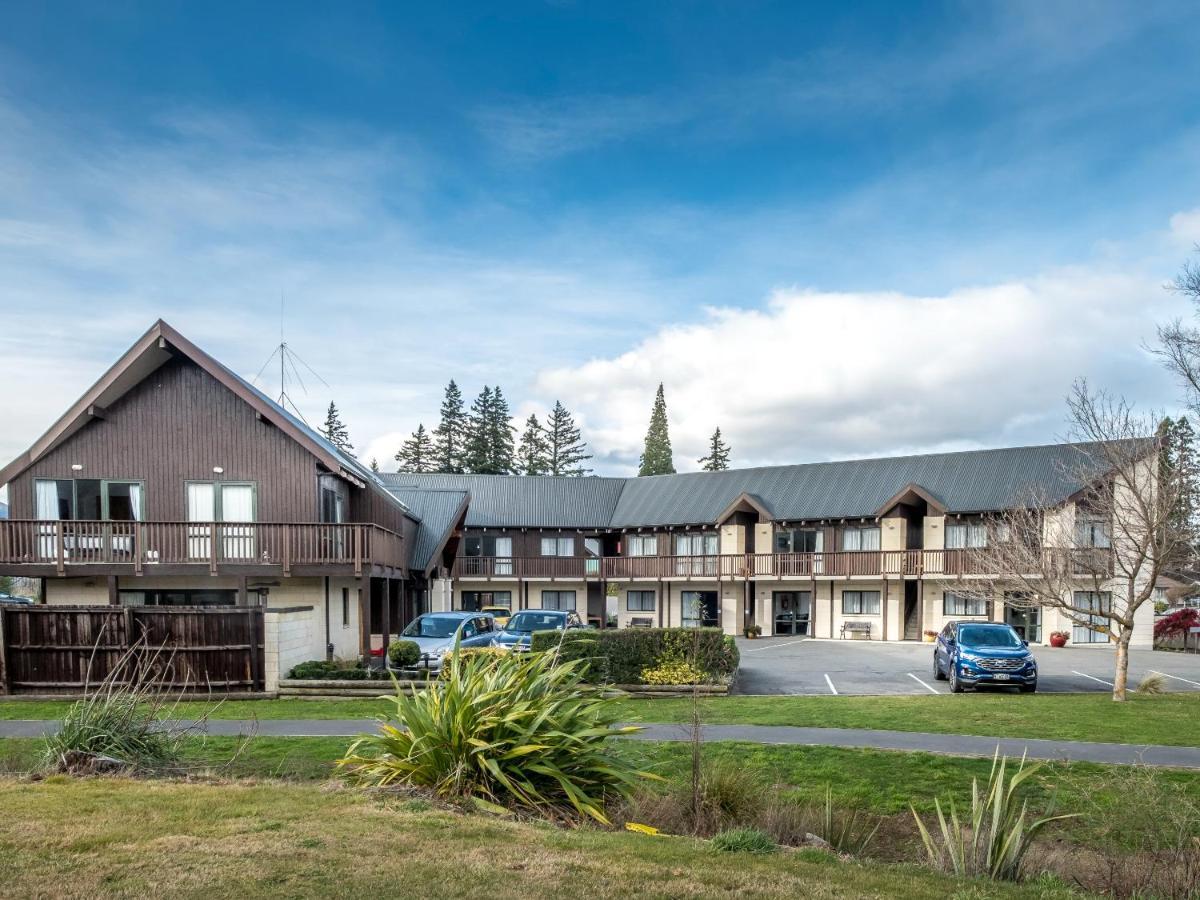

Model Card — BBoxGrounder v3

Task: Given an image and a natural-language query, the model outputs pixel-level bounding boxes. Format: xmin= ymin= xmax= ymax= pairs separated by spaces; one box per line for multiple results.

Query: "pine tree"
xmin=638 ymin=383 xmax=676 ymax=476
xmin=488 ymin=387 xmax=517 ymax=474
xmin=369 ymin=457 xmax=380 ymax=473
xmin=516 ymin=414 xmax=550 ymax=475
xmin=1167 ymin=416 xmax=1200 ymax=561
xmin=544 ymin=401 xmax=592 ymax=476
xmin=396 ymin=423 xmax=434 ymax=473
xmin=698 ymin=427 xmax=731 ymax=471
xmin=321 ymin=402 xmax=354 ymax=455
xmin=432 ymin=380 xmax=467 ymax=474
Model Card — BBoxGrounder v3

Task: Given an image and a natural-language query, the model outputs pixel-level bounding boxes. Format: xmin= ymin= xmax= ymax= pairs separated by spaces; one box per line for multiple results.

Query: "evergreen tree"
xmin=432 ymin=380 xmax=467 ymax=474
xmin=369 ymin=457 xmax=380 ymax=473
xmin=698 ymin=427 xmax=731 ymax=471
xmin=638 ymin=383 xmax=676 ymax=476
xmin=321 ymin=402 xmax=354 ymax=455
xmin=1163 ymin=416 xmax=1200 ymax=561
xmin=516 ymin=414 xmax=550 ymax=475
xmin=396 ymin=423 xmax=434 ymax=473
xmin=463 ymin=386 xmax=516 ymax=474
xmin=545 ymin=401 xmax=592 ymax=476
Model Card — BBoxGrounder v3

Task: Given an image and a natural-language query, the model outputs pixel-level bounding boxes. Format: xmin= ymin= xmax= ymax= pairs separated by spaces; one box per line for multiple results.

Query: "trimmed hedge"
xmin=388 ymin=639 xmax=422 ymax=668
xmin=287 ymin=660 xmax=387 ymax=681
xmin=530 ymin=627 xmax=738 ymax=685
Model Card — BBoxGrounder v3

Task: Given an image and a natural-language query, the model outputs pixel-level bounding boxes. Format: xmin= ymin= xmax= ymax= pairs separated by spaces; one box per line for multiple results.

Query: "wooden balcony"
xmin=450 ymin=548 xmax=1112 ymax=581
xmin=0 ymin=520 xmax=406 ymax=577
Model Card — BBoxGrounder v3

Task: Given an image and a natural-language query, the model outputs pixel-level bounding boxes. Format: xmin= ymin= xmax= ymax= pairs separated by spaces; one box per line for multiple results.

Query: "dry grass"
xmin=0 ymin=777 xmax=1071 ymax=899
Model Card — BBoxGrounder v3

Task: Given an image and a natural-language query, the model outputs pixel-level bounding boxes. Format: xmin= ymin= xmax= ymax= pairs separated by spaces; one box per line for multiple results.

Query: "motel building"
xmin=0 ymin=322 xmax=1155 ymax=693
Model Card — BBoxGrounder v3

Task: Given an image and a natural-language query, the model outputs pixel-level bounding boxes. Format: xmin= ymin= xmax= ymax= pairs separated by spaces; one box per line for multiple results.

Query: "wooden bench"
xmin=629 ymin=617 xmax=654 ymax=628
xmin=840 ymin=621 xmax=872 ymax=640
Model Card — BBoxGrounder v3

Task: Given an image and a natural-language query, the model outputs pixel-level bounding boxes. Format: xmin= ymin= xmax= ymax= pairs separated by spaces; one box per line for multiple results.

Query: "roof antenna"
xmin=250 ymin=291 xmax=329 ymax=427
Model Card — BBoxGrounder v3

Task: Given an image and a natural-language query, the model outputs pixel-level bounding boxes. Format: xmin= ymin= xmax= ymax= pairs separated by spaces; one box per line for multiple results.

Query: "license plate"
xmin=992 ymin=674 xmax=1010 ymax=681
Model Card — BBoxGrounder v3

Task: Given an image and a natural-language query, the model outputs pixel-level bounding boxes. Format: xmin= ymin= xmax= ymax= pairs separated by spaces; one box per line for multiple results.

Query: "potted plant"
xmin=1049 ymin=630 xmax=1070 ymax=648
xmin=922 ymin=629 xmax=938 ymax=643
xmin=743 ymin=624 xmax=763 ymax=639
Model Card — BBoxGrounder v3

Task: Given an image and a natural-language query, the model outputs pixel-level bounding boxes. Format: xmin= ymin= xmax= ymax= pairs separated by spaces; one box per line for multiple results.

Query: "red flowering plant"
xmin=1154 ymin=607 xmax=1200 ymax=640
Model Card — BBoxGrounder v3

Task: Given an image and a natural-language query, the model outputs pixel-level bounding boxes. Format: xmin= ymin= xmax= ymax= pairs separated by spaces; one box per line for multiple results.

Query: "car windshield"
xmin=505 ymin=612 xmax=564 ymax=633
xmin=958 ymin=626 xmax=1024 ymax=649
xmin=401 ymin=615 xmax=461 ymax=639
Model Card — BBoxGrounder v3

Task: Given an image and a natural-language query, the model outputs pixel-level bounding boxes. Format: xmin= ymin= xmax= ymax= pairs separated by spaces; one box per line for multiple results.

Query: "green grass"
xmin=611 ymin=692 xmax=1200 ymax=746
xmin=0 ymin=776 xmax=1079 ymax=898
xmin=3 ymin=691 xmax=1198 ymax=746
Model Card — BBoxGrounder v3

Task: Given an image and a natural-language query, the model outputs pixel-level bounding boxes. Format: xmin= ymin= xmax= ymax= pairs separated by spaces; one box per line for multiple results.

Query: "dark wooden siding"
xmin=8 ymin=357 xmax=321 ymax=521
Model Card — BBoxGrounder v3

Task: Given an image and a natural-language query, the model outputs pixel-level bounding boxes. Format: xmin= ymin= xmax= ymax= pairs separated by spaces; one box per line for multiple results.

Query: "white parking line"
xmin=907 ymin=672 xmax=942 ymax=694
xmin=1071 ymin=670 xmax=1114 ymax=687
xmin=824 ymin=674 xmax=838 ymax=695
xmin=1150 ymin=670 xmax=1200 ymax=688
xmin=743 ymin=639 xmax=809 ymax=653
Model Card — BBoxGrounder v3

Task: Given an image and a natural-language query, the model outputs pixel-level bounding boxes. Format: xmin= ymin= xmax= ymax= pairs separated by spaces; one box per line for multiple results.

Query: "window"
xmin=462 ymin=591 xmax=512 ymax=612
xmin=674 ymin=533 xmax=718 ymax=555
xmin=342 ymin=588 xmax=350 ymax=628
xmin=774 ymin=528 xmax=822 ymax=553
xmin=1073 ymin=591 xmax=1111 ymax=643
xmin=540 ymin=537 xmax=575 ymax=556
xmin=462 ymin=535 xmax=513 ymax=575
xmin=1154 ymin=586 xmax=1168 ymax=605
xmin=320 ymin=487 xmax=344 ymax=524
xmin=945 ymin=522 xmax=988 ymax=549
xmin=1075 ymin=517 xmax=1111 ymax=549
xmin=627 ymin=535 xmax=658 ymax=556
xmin=627 ymin=590 xmax=656 ymax=612
xmin=943 ymin=592 xmax=988 ymax=617
xmin=840 ymin=526 xmax=881 ymax=551
xmin=119 ymin=589 xmax=235 ymax=607
xmin=541 ymin=590 xmax=576 ymax=611
xmin=34 ymin=478 xmax=144 ymax=521
xmin=842 ymin=590 xmax=881 ymax=615
xmin=185 ymin=482 xmax=256 ymax=522
xmin=681 ymin=590 xmax=718 ymax=628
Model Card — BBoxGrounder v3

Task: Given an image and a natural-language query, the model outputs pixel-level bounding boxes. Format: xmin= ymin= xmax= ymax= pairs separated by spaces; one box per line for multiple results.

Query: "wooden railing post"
xmin=282 ymin=524 xmax=292 ymax=576
xmin=209 ymin=521 xmax=218 ymax=575
xmin=353 ymin=526 xmax=362 ymax=577
xmin=134 ymin=522 xmax=144 ymax=575
xmin=55 ymin=520 xmax=65 ymax=576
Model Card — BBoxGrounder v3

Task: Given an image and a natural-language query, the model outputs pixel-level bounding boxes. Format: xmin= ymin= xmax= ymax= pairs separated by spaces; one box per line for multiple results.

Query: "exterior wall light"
xmin=70 ymin=464 xmax=83 ymax=471
xmin=213 ymin=466 xmax=224 ymax=474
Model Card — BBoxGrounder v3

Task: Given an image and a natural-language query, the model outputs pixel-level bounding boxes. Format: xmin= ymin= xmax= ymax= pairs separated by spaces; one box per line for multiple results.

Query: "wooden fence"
xmin=0 ymin=605 xmax=264 ymax=695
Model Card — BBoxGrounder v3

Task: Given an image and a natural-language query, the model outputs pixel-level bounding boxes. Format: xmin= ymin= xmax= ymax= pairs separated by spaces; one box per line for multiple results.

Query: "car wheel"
xmin=948 ymin=665 xmax=965 ymax=694
xmin=933 ymin=654 xmax=946 ymax=681
xmin=1020 ymin=680 xmax=1037 ymax=694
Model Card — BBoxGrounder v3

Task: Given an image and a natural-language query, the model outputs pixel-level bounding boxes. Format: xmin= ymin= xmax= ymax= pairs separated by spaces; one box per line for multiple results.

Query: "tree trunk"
xmin=1112 ymin=628 xmax=1132 ymax=701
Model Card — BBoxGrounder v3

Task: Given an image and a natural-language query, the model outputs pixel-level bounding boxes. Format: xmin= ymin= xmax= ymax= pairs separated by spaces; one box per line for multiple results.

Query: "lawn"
xmin=2 ymin=692 xmax=1197 ymax=747
xmin=0 ymin=776 xmax=1077 ymax=899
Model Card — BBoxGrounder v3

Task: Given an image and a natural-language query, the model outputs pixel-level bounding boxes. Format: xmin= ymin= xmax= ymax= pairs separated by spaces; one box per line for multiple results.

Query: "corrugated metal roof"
xmin=386 ymin=488 xmax=468 ymax=570
xmin=382 ymin=441 xmax=1143 ymax=532
xmin=610 ymin=441 xmax=1133 ymax=526
xmin=379 ymin=473 xmax=626 ymax=528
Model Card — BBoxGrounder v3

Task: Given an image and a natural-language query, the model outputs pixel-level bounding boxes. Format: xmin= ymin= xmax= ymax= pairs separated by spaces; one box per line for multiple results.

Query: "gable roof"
xmin=385 ymin=441 xmax=1143 ymax=531
xmin=386 ymin=487 xmax=469 ymax=573
xmin=0 ymin=320 xmax=412 ymax=518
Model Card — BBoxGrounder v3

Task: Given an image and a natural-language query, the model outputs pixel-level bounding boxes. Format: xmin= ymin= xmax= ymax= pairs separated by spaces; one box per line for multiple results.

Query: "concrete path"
xmin=3 ymin=718 xmax=1199 ymax=768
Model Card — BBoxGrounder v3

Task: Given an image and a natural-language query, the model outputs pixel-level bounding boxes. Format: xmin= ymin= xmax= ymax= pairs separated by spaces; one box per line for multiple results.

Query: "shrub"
xmin=641 ymin=659 xmax=705 ymax=685
xmin=1136 ymin=672 xmax=1166 ymax=694
xmin=815 ymin=785 xmax=880 ymax=855
xmin=531 ymin=627 xmax=739 ymax=685
xmin=338 ymin=645 xmax=653 ymax=823
xmin=711 ymin=827 xmax=777 ymax=854
xmin=288 ymin=660 xmax=384 ymax=680
xmin=912 ymin=752 xmax=1077 ymax=881
xmin=438 ymin=646 xmax=510 ymax=679
xmin=387 ymin=640 xmax=421 ymax=668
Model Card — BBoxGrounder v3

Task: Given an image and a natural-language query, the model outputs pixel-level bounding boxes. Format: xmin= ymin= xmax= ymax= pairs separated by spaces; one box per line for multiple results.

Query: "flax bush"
xmin=338 ymin=646 xmax=653 ymax=823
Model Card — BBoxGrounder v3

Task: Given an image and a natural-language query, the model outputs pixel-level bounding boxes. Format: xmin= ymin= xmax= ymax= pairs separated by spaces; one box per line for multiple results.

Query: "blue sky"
xmin=2 ymin=1 xmax=1200 ymax=485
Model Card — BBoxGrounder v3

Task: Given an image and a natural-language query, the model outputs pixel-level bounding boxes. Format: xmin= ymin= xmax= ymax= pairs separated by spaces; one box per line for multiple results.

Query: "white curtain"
xmin=494 ymin=537 xmax=513 ymax=575
xmin=220 ymin=484 xmax=255 ymax=560
xmin=186 ymin=483 xmax=215 ymax=560
xmin=35 ymin=481 xmax=59 ymax=560
xmin=128 ymin=484 xmax=142 ymax=521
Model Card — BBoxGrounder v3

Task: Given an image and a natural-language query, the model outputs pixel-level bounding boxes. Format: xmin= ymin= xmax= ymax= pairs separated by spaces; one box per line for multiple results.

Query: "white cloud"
xmin=1170 ymin=208 xmax=1200 ymax=246
xmin=534 ymin=268 xmax=1184 ymax=473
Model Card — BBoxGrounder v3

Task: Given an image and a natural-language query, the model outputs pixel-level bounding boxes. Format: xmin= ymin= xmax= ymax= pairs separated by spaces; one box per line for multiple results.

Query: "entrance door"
xmin=903 ymin=582 xmax=920 ymax=640
xmin=773 ymin=591 xmax=811 ymax=636
xmin=1005 ymin=605 xmax=1041 ymax=643
xmin=682 ymin=591 xmax=719 ymax=628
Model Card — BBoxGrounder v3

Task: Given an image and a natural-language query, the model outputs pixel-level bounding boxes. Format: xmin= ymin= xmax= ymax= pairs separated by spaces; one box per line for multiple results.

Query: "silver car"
xmin=389 ymin=611 xmax=497 ymax=674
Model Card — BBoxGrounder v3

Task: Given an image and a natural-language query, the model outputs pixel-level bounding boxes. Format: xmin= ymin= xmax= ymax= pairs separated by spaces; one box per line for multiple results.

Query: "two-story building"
xmin=0 ymin=320 xmax=1155 ymax=689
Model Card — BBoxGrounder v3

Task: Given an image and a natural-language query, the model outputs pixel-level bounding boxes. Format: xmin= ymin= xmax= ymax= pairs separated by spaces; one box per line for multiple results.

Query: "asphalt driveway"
xmin=734 ymin=637 xmax=1200 ymax=696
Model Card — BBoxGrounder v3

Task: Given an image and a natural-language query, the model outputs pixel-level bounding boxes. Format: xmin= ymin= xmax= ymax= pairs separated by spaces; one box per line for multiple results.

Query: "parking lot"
xmin=734 ymin=637 xmax=1200 ymax=695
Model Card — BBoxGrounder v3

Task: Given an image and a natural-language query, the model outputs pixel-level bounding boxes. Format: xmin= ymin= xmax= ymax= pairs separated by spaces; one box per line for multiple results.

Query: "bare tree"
xmin=964 ymin=382 xmax=1183 ymax=701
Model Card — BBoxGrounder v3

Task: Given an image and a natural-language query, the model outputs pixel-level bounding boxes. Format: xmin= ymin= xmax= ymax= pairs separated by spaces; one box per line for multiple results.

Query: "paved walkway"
xmin=3 ymin=718 xmax=1199 ymax=768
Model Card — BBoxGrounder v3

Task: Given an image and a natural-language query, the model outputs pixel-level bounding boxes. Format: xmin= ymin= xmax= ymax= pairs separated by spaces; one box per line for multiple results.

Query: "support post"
xmin=381 ymin=578 xmax=392 ymax=657
xmin=237 ymin=575 xmax=249 ymax=607
xmin=107 ymin=574 xmax=119 ymax=606
xmin=0 ymin=606 xmax=9 ymax=695
xmin=358 ymin=577 xmax=370 ymax=661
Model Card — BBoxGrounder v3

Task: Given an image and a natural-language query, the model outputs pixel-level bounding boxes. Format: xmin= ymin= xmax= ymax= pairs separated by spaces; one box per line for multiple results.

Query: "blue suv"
xmin=933 ymin=621 xmax=1037 ymax=693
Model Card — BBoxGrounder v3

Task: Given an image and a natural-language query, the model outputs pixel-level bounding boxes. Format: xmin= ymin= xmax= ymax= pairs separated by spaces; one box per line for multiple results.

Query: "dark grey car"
xmin=389 ymin=611 xmax=497 ymax=674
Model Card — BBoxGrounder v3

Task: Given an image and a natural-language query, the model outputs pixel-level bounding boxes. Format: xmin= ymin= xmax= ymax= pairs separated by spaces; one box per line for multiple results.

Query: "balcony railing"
xmin=450 ymin=548 xmax=1112 ymax=581
xmin=0 ymin=520 xmax=405 ymax=576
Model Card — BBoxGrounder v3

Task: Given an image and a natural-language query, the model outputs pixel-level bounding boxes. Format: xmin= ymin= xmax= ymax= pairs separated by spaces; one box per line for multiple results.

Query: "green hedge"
xmin=530 ymin=627 xmax=738 ymax=685
xmin=287 ymin=660 xmax=387 ymax=681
